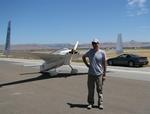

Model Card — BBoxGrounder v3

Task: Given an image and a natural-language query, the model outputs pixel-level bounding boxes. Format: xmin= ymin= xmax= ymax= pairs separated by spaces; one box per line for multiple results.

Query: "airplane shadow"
xmin=67 ymin=103 xmax=98 ymax=109
xmin=0 ymin=72 xmax=87 ymax=88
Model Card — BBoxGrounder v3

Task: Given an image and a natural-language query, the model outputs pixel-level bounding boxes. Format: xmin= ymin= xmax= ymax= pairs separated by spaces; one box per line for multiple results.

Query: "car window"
xmin=119 ymin=54 xmax=127 ymax=58
xmin=127 ymin=55 xmax=130 ymax=58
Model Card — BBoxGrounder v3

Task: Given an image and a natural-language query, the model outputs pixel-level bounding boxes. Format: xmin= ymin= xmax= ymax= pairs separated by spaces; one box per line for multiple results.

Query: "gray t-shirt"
xmin=84 ymin=49 xmax=106 ymax=76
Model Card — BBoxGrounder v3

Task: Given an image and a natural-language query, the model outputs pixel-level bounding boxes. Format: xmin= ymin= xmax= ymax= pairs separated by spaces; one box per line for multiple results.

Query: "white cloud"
xmin=127 ymin=0 xmax=149 ymax=16
xmin=128 ymin=0 xmax=146 ymax=8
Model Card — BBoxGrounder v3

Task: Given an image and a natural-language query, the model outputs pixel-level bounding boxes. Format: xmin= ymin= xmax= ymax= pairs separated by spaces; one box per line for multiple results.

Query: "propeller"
xmin=69 ymin=41 xmax=79 ymax=54
xmin=73 ymin=41 xmax=79 ymax=50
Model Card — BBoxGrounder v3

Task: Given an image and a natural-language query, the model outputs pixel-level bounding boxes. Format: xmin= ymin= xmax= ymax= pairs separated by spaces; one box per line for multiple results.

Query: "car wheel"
xmin=139 ymin=65 xmax=143 ymax=67
xmin=108 ymin=60 xmax=113 ymax=65
xmin=128 ymin=61 xmax=134 ymax=67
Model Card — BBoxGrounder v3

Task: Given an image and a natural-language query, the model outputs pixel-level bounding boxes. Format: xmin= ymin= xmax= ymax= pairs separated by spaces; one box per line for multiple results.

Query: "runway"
xmin=1 ymin=58 xmax=150 ymax=81
xmin=0 ymin=59 xmax=150 ymax=114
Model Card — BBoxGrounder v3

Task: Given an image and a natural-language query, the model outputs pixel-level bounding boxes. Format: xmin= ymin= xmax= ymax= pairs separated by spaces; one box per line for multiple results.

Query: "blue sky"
xmin=0 ymin=0 xmax=150 ymax=44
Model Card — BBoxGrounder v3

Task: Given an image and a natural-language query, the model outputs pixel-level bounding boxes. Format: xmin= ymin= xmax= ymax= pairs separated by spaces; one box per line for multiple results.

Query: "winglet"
xmin=4 ymin=20 xmax=11 ymax=57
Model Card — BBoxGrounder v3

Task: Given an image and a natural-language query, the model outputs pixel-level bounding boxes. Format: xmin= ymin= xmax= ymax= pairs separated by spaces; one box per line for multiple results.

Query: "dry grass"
xmin=107 ymin=49 xmax=150 ymax=57
xmin=1 ymin=49 xmax=150 ymax=66
xmin=73 ymin=49 xmax=150 ymax=66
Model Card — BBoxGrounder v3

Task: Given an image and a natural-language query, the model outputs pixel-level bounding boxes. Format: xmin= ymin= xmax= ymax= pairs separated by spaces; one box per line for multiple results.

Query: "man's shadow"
xmin=0 ymin=72 xmax=87 ymax=88
xmin=67 ymin=103 xmax=98 ymax=109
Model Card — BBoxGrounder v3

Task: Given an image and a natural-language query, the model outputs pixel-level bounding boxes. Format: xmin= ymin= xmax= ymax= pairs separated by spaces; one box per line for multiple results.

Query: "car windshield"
xmin=118 ymin=54 xmax=127 ymax=58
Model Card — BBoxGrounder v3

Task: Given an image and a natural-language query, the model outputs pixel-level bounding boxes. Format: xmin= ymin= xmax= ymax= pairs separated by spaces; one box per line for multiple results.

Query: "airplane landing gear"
xmin=71 ymin=69 xmax=78 ymax=74
xmin=69 ymin=65 xmax=78 ymax=74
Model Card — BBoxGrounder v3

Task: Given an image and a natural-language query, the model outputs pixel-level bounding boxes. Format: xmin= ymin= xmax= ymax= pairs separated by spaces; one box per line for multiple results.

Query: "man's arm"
xmin=102 ymin=52 xmax=107 ymax=81
xmin=103 ymin=59 xmax=106 ymax=77
xmin=82 ymin=54 xmax=90 ymax=68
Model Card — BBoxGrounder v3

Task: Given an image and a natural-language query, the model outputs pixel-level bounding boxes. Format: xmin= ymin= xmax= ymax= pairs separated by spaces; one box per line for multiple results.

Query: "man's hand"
xmin=102 ymin=76 xmax=106 ymax=81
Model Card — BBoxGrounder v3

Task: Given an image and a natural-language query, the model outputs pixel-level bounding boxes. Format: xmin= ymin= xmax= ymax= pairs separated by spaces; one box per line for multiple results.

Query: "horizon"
xmin=0 ymin=0 xmax=150 ymax=44
xmin=1 ymin=40 xmax=150 ymax=45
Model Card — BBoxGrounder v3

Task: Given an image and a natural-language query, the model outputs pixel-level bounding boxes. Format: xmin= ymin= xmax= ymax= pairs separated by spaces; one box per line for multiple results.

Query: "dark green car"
xmin=107 ymin=54 xmax=149 ymax=67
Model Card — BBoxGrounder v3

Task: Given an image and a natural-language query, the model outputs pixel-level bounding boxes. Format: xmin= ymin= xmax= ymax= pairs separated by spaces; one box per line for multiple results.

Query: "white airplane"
xmin=2 ymin=21 xmax=80 ymax=76
xmin=35 ymin=41 xmax=79 ymax=76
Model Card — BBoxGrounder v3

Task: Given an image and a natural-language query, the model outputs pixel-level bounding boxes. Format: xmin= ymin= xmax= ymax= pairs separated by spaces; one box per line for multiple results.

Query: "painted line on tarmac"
xmin=108 ymin=68 xmax=150 ymax=75
xmin=72 ymin=65 xmax=150 ymax=75
xmin=0 ymin=58 xmax=44 ymax=67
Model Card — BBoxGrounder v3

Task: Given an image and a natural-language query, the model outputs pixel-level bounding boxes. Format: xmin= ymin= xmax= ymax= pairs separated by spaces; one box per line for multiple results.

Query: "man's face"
xmin=92 ymin=42 xmax=100 ymax=49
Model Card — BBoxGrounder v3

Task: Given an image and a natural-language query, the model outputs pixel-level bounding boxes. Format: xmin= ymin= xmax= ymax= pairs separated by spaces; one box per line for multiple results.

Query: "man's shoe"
xmin=87 ymin=104 xmax=92 ymax=109
xmin=98 ymin=104 xmax=104 ymax=110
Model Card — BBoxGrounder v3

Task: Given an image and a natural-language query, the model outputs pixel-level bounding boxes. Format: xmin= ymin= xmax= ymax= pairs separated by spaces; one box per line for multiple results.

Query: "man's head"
xmin=92 ymin=38 xmax=100 ymax=50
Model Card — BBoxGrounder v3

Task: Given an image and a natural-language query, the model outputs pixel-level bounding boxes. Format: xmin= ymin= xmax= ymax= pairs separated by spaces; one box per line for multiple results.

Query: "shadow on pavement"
xmin=67 ymin=103 xmax=98 ymax=109
xmin=0 ymin=72 xmax=87 ymax=88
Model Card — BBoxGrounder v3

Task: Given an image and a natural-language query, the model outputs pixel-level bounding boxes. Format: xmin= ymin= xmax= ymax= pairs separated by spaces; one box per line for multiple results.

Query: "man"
xmin=82 ymin=38 xmax=107 ymax=110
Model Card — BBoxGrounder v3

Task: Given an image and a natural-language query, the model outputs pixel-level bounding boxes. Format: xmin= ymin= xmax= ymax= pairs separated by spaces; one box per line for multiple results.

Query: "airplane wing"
xmin=31 ymin=52 xmax=66 ymax=63
xmin=1 ymin=50 xmax=71 ymax=72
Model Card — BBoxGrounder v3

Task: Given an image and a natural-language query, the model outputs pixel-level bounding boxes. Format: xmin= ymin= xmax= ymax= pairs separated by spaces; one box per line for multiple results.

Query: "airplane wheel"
xmin=49 ymin=70 xmax=58 ymax=76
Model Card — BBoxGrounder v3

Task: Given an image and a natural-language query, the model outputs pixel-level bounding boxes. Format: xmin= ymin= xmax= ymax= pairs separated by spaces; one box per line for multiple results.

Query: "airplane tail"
xmin=4 ymin=21 xmax=11 ymax=57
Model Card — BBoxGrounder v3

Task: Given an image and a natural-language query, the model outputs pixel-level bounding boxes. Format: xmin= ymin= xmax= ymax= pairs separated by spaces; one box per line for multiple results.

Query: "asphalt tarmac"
xmin=0 ymin=61 xmax=150 ymax=114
